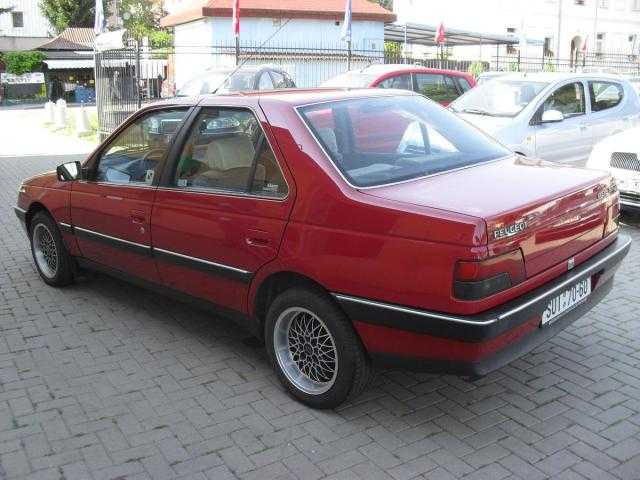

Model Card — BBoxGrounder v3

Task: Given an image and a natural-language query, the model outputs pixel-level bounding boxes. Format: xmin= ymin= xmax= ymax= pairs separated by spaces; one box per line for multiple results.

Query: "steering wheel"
xmin=140 ymin=148 xmax=166 ymax=162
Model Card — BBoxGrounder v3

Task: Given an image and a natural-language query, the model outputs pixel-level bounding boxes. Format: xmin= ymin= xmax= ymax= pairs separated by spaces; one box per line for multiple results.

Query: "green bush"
xmin=2 ymin=51 xmax=46 ymax=75
xmin=467 ymin=61 xmax=485 ymax=79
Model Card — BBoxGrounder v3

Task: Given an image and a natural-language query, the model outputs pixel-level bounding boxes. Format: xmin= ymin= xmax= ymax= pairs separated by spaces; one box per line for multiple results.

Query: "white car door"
xmin=534 ymin=81 xmax=593 ymax=164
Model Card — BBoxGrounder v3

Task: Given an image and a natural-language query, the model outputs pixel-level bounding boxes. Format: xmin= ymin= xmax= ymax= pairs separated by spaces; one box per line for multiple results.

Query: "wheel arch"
xmin=252 ymin=271 xmax=338 ymax=337
xmin=25 ymin=202 xmax=50 ymax=233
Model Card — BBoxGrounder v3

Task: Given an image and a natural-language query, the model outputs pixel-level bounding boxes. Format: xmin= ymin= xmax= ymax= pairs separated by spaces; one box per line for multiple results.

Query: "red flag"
xmin=581 ymin=35 xmax=588 ymax=54
xmin=435 ymin=22 xmax=445 ymax=45
xmin=232 ymin=0 xmax=240 ymax=37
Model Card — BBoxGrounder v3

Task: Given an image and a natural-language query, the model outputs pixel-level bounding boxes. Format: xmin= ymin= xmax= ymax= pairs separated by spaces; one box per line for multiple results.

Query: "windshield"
xmin=321 ymin=72 xmax=378 ymax=88
xmin=299 ymin=95 xmax=510 ymax=188
xmin=177 ymin=71 xmax=256 ymax=96
xmin=451 ymin=79 xmax=549 ymax=117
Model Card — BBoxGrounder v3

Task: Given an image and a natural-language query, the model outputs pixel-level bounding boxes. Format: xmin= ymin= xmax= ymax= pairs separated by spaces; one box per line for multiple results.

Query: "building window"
xmin=597 ymin=32 xmax=605 ymax=53
xmin=574 ymin=0 xmax=585 ymax=5
xmin=544 ymin=37 xmax=554 ymax=57
xmin=599 ymin=0 xmax=609 ymax=7
xmin=11 ymin=11 xmax=23 ymax=28
xmin=633 ymin=0 xmax=640 ymax=10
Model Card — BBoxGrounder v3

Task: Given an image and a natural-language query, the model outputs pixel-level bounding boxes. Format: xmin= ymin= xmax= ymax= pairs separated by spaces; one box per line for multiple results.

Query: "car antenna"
xmin=210 ymin=18 xmax=293 ymax=93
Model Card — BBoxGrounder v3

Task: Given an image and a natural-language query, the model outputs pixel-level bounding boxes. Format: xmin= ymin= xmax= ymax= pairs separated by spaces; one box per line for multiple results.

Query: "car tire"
xmin=29 ymin=211 xmax=74 ymax=287
xmin=265 ymin=287 xmax=373 ymax=409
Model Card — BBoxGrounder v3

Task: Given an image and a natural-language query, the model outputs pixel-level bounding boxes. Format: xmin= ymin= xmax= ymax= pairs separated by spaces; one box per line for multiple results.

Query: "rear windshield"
xmin=299 ymin=95 xmax=510 ymax=188
xmin=321 ymin=72 xmax=378 ymax=88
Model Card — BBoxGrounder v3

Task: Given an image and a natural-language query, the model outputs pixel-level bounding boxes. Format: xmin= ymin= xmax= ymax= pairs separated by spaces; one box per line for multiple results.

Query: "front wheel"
xmin=29 ymin=211 xmax=74 ymax=287
xmin=265 ymin=288 xmax=373 ymax=409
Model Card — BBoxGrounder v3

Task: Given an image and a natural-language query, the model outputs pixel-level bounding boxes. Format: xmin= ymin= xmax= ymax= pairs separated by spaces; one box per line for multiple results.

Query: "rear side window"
xmin=299 ymin=96 xmax=510 ymax=188
xmin=589 ymin=81 xmax=623 ymax=112
xmin=173 ymin=108 xmax=287 ymax=198
xmin=377 ymin=74 xmax=412 ymax=90
xmin=456 ymin=77 xmax=472 ymax=92
xmin=415 ymin=74 xmax=460 ymax=103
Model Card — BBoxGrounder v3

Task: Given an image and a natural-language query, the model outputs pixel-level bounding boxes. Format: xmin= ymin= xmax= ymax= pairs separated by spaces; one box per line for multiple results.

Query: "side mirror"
xmin=541 ymin=109 xmax=564 ymax=123
xmin=56 ymin=161 xmax=81 ymax=181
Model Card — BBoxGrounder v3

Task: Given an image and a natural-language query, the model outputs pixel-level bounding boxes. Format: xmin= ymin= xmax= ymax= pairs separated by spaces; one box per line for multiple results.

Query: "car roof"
xmin=494 ymin=72 xmax=629 ymax=83
xmin=356 ymin=63 xmax=470 ymax=77
xmin=155 ymin=87 xmax=420 ymax=109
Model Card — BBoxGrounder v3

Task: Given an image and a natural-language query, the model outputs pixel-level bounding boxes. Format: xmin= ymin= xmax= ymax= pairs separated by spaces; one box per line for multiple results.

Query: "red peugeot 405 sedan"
xmin=15 ymin=89 xmax=630 ymax=408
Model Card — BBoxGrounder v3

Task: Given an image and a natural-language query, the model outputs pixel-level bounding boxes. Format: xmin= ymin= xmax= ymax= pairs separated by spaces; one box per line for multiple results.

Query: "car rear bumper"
xmin=333 ymin=233 xmax=631 ymax=376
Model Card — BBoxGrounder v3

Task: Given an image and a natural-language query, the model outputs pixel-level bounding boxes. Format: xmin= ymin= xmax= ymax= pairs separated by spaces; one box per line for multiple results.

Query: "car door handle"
xmin=246 ymin=236 xmax=270 ymax=247
xmin=130 ymin=210 xmax=146 ymax=224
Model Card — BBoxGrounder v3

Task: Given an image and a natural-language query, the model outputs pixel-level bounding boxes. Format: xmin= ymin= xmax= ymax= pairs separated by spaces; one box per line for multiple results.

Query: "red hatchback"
xmin=15 ymin=89 xmax=630 ymax=408
xmin=321 ymin=64 xmax=476 ymax=105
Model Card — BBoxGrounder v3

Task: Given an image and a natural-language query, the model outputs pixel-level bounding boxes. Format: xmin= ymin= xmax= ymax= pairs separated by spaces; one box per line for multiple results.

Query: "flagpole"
xmin=347 ymin=38 xmax=352 ymax=70
xmin=235 ymin=36 xmax=240 ymax=66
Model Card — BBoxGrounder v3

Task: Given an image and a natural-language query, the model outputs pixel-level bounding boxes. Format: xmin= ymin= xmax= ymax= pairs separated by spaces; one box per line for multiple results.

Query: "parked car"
xmin=476 ymin=71 xmax=508 ymax=85
xmin=163 ymin=65 xmax=296 ymax=97
xmin=15 ymin=89 xmax=630 ymax=408
xmin=586 ymin=126 xmax=640 ymax=211
xmin=321 ymin=64 xmax=476 ymax=105
xmin=450 ymin=72 xmax=640 ymax=164
xmin=624 ymin=76 xmax=640 ymax=96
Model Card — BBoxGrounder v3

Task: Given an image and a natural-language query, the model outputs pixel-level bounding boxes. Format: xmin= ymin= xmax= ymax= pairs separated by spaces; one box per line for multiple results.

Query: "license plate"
xmin=541 ymin=278 xmax=591 ymax=326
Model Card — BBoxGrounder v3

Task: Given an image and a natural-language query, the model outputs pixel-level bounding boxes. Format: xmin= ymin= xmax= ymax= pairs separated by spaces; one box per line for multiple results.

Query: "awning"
xmin=385 ymin=22 xmax=525 ymax=47
xmin=44 ymin=59 xmax=95 ymax=69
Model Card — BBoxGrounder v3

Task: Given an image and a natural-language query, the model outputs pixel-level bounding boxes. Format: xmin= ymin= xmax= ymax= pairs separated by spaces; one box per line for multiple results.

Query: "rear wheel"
xmin=29 ymin=211 xmax=74 ymax=287
xmin=265 ymin=287 xmax=373 ymax=409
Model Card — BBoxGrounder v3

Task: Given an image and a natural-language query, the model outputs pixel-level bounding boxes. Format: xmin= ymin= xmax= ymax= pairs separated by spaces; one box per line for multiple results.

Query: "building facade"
xmin=394 ymin=0 xmax=640 ymax=60
xmin=0 ymin=0 xmax=51 ymax=51
xmin=161 ymin=0 xmax=395 ymax=88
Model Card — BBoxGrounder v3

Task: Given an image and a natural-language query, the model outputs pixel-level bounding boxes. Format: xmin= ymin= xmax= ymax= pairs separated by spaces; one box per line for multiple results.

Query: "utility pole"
xmin=556 ymin=0 xmax=563 ymax=66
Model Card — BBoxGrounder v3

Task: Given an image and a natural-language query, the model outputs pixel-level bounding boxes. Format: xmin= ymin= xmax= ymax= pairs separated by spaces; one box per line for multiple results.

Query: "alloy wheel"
xmin=273 ymin=307 xmax=339 ymax=395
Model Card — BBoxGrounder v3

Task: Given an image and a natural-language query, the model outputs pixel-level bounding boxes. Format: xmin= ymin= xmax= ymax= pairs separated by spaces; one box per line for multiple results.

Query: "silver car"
xmin=450 ymin=73 xmax=640 ymax=164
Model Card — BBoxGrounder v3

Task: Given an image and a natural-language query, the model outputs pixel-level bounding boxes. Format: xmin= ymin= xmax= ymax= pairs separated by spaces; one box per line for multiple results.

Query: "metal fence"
xmin=94 ymin=41 xmax=640 ymax=138
xmin=493 ymin=52 xmax=640 ymax=74
xmin=94 ymin=47 xmax=167 ymax=138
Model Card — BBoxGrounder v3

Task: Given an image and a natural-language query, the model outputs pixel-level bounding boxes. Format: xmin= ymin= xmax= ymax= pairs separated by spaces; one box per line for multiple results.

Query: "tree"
xmin=2 ymin=51 xmax=46 ymax=75
xmin=119 ymin=0 xmax=164 ymax=42
xmin=369 ymin=0 xmax=393 ymax=10
xmin=0 ymin=6 xmax=14 ymax=15
xmin=39 ymin=0 xmax=96 ymax=34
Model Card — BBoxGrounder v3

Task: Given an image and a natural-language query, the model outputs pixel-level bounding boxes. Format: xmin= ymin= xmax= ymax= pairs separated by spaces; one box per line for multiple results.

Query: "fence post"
xmin=136 ymin=40 xmax=141 ymax=109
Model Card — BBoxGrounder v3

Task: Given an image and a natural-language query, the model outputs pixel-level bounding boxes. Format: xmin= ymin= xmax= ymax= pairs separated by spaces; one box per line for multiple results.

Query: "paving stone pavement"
xmin=1 ymin=154 xmax=640 ymax=480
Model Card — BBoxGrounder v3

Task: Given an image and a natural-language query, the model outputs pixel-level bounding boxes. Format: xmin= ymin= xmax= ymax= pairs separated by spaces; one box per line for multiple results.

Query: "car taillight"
xmin=454 ymin=249 xmax=526 ymax=300
xmin=604 ymin=201 xmax=620 ymax=236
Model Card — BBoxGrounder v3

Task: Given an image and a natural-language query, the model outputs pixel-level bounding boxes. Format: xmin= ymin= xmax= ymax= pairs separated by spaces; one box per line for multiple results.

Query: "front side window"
xmin=299 ymin=96 xmax=510 ymax=188
xmin=377 ymin=74 xmax=412 ymax=90
xmin=94 ymin=108 xmax=187 ymax=185
xmin=542 ymin=82 xmax=585 ymax=117
xmin=415 ymin=74 xmax=460 ymax=103
xmin=173 ymin=108 xmax=287 ymax=198
xmin=589 ymin=81 xmax=623 ymax=111
xmin=451 ymin=80 xmax=549 ymax=117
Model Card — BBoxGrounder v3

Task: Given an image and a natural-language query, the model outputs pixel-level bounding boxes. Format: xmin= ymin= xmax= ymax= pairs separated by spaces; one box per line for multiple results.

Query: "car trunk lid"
xmin=361 ymin=156 xmax=611 ymax=277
